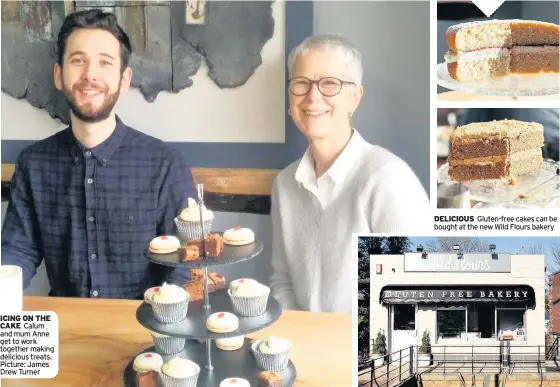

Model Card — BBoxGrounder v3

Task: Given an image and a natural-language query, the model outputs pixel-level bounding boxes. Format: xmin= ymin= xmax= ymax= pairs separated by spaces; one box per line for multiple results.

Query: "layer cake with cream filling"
xmin=445 ymin=19 xmax=559 ymax=81
xmin=448 ymin=119 xmax=544 ymax=181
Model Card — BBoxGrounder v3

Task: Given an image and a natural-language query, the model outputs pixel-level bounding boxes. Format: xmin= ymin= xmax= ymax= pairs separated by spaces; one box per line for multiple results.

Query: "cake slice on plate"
xmin=448 ymin=119 xmax=544 ymax=181
xmin=445 ymin=19 xmax=559 ymax=81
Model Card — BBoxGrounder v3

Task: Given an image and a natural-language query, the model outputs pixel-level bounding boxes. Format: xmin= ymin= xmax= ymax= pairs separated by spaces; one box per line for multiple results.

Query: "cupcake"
xmin=174 ymin=198 xmax=214 ymax=241
xmin=159 ymin=356 xmax=200 ymax=387
xmin=228 ymin=279 xmax=270 ymax=317
xmin=150 ymin=330 xmax=186 ymax=355
xmin=144 ymin=286 xmax=161 ymax=304
xmin=151 ymin=282 xmax=190 ymax=323
xmin=251 ymin=336 xmax=292 ymax=372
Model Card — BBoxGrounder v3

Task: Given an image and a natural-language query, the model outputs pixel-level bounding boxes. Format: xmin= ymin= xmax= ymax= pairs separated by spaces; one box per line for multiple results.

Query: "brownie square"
xmin=136 ymin=370 xmax=158 ymax=387
xmin=183 ymin=282 xmax=204 ymax=302
xmin=187 ymin=239 xmax=205 ymax=251
xmin=205 ymin=233 xmax=223 ymax=257
xmin=178 ymin=245 xmax=199 ymax=261
xmin=258 ymin=370 xmax=282 ymax=387
xmin=190 ymin=268 xmax=204 ymax=279
xmin=208 ymin=273 xmax=226 ymax=290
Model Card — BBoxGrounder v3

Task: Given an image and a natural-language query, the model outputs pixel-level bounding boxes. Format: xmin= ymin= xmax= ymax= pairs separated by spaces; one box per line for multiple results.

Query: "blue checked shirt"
xmin=1 ymin=116 xmax=195 ymax=299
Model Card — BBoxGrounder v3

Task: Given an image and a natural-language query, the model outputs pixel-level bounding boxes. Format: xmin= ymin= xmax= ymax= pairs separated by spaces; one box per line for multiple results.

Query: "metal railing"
xmin=358 ymin=346 xmax=414 ymax=387
xmin=546 ymin=334 xmax=559 ymax=360
xmin=358 ymin=343 xmax=549 ymax=387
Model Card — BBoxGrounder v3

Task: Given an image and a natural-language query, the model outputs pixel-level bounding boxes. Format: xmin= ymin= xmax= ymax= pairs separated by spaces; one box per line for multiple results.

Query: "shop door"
xmin=391 ymin=304 xmax=417 ymax=361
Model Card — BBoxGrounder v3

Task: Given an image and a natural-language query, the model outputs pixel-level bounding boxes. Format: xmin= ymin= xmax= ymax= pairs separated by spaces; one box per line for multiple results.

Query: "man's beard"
xmin=62 ymin=80 xmax=121 ymax=123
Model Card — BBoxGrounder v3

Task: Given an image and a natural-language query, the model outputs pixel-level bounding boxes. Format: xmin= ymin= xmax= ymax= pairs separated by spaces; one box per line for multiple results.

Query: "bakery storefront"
xmin=370 ymin=251 xmax=545 ymax=358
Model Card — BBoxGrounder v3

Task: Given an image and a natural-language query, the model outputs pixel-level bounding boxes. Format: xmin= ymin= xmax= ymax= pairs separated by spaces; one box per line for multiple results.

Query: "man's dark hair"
xmin=56 ymin=9 xmax=132 ymax=71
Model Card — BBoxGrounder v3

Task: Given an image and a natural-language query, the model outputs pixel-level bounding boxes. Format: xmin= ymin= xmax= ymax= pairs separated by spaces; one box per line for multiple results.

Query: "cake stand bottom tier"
xmin=123 ymin=340 xmax=297 ymax=387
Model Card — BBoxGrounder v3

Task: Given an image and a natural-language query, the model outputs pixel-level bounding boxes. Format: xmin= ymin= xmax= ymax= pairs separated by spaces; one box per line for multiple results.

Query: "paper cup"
xmin=151 ymin=333 xmax=186 ymax=355
xmin=151 ymin=296 xmax=190 ymax=324
xmin=251 ymin=340 xmax=291 ymax=372
xmin=174 ymin=217 xmax=213 ymax=241
xmin=227 ymin=288 xmax=270 ymax=317
xmin=159 ymin=368 xmax=200 ymax=387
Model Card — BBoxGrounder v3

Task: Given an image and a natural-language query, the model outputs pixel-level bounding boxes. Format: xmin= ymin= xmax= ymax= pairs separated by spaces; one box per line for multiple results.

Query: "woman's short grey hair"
xmin=287 ymin=34 xmax=363 ymax=85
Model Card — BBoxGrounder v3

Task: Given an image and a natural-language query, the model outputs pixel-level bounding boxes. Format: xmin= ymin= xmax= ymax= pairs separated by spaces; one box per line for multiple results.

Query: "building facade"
xmin=370 ymin=252 xmax=545 ymax=360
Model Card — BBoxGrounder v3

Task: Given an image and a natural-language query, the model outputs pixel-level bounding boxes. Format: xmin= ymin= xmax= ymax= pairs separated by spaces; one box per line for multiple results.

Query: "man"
xmin=1 ymin=9 xmax=195 ymax=299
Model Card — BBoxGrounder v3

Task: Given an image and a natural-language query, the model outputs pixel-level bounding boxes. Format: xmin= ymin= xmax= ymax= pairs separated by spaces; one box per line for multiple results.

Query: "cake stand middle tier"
xmin=137 ymin=290 xmax=282 ymax=339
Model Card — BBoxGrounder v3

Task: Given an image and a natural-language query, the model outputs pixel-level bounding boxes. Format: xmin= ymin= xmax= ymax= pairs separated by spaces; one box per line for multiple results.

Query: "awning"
xmin=380 ymin=285 xmax=535 ymax=306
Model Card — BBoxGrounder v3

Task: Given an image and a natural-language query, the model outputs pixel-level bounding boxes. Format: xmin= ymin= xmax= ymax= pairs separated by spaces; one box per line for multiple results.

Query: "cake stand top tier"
xmin=145 ymin=232 xmax=263 ymax=269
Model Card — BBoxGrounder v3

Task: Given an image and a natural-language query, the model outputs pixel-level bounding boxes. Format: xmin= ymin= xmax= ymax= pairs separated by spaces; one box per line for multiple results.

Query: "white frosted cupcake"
xmin=159 ymin=356 xmax=200 ymax=387
xmin=174 ymin=198 xmax=214 ymax=241
xmin=228 ymin=279 xmax=270 ymax=317
xmin=251 ymin=336 xmax=292 ymax=372
xmin=150 ymin=331 xmax=186 ymax=355
xmin=151 ymin=282 xmax=190 ymax=323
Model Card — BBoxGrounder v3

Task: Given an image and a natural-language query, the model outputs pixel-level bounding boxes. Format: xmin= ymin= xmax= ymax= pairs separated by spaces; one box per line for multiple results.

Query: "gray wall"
xmin=314 ymin=1 xmax=430 ymax=191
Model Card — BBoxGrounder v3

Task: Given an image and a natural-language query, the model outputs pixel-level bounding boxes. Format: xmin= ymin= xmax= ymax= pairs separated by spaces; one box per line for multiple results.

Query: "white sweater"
xmin=269 ymin=132 xmax=430 ymax=313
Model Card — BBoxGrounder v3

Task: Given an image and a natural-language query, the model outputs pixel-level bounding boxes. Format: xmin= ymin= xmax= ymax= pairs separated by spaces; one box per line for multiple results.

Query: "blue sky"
xmin=408 ymin=236 xmax=559 ymax=272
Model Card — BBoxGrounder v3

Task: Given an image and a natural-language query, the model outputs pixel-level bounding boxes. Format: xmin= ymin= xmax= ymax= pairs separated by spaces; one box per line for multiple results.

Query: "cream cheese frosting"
xmin=444 ymin=47 xmax=510 ymax=63
xmin=232 ymin=280 xmax=270 ymax=297
xmin=161 ymin=356 xmax=200 ymax=378
xmin=207 ymin=312 xmax=239 ymax=328
xmin=151 ymin=282 xmax=188 ymax=304
xmin=258 ymin=336 xmax=291 ymax=354
xmin=179 ymin=198 xmax=214 ymax=222
xmin=229 ymin=278 xmax=258 ymax=292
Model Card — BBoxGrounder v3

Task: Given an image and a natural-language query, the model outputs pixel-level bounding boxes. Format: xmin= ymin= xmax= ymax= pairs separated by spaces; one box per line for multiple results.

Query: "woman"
xmin=269 ymin=35 xmax=430 ymax=313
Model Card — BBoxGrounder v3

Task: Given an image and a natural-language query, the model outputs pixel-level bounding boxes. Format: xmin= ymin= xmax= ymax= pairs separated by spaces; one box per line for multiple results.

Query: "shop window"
xmin=467 ymin=304 xmax=495 ymax=339
xmin=437 ymin=308 xmax=466 ymax=339
xmin=498 ymin=309 xmax=526 ymax=341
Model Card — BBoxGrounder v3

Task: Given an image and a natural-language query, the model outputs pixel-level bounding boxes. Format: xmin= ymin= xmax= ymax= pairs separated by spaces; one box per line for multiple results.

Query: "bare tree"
xmin=518 ymin=244 xmax=544 ymax=255
xmin=425 ymin=237 xmax=488 ymax=252
xmin=548 ymin=240 xmax=560 ymax=273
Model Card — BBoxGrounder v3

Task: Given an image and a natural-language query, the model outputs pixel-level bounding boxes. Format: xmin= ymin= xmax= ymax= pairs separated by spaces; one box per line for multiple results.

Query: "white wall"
xmin=370 ymin=254 xmax=546 ymax=355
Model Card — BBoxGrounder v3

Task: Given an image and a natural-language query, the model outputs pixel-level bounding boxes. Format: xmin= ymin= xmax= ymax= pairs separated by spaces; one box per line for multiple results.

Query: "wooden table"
xmin=2 ymin=297 xmax=351 ymax=387
xmin=437 ymin=90 xmax=560 ymax=101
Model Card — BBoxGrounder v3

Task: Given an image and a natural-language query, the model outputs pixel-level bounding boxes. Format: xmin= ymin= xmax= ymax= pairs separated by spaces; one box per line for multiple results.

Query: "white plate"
xmin=437 ymin=159 xmax=560 ymax=206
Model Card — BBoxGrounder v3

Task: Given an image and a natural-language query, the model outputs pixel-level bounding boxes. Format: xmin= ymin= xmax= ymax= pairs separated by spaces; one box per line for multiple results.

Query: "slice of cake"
xmin=445 ymin=19 xmax=559 ymax=81
xmin=448 ymin=119 xmax=544 ymax=181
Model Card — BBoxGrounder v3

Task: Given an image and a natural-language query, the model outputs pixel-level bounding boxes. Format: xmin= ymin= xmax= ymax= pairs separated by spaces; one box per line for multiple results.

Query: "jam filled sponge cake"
xmin=223 ymin=226 xmax=255 ymax=245
xmin=206 ymin=312 xmax=239 ymax=333
xmin=215 ymin=335 xmax=244 ymax=351
xmin=148 ymin=236 xmax=180 ymax=254
xmin=220 ymin=378 xmax=251 ymax=387
xmin=448 ymin=119 xmax=544 ymax=182
xmin=445 ymin=19 xmax=559 ymax=81
xmin=133 ymin=352 xmax=163 ymax=372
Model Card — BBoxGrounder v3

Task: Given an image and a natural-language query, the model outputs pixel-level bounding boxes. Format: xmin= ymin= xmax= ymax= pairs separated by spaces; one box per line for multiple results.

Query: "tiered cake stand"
xmin=436 ymin=62 xmax=560 ymax=98
xmin=123 ymin=185 xmax=297 ymax=386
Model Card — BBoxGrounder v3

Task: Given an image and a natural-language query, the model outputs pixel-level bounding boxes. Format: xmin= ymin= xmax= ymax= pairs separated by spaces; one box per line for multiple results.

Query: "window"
xmin=437 ymin=308 xmax=466 ymax=339
xmin=467 ymin=304 xmax=495 ymax=339
xmin=394 ymin=304 xmax=415 ymax=330
xmin=498 ymin=309 xmax=526 ymax=341
xmin=436 ymin=305 xmax=526 ymax=342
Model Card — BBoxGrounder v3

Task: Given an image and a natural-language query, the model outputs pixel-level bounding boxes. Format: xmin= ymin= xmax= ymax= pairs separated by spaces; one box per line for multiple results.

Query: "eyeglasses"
xmin=288 ymin=76 xmax=356 ymax=97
